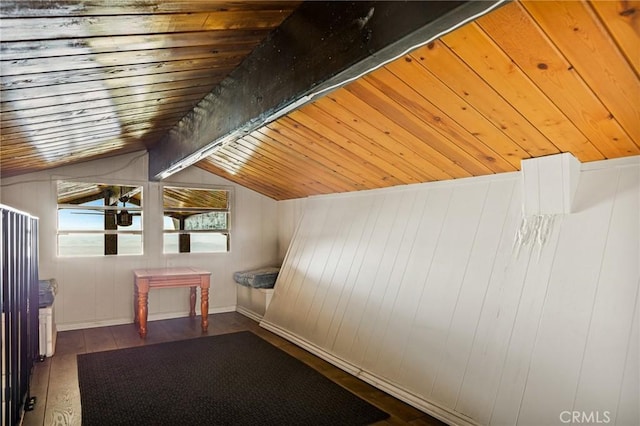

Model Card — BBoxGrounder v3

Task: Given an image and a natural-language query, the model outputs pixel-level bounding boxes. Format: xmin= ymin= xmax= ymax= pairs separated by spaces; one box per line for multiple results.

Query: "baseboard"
xmin=236 ymin=306 xmax=263 ymax=322
xmin=259 ymin=319 xmax=480 ymax=426
xmin=56 ymin=305 xmax=237 ymax=331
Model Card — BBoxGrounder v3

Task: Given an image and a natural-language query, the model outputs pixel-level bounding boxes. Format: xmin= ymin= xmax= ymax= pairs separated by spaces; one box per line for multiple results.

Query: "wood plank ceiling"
xmin=2 ymin=1 xmax=639 ymax=201
xmin=0 ymin=1 xmax=300 ymax=175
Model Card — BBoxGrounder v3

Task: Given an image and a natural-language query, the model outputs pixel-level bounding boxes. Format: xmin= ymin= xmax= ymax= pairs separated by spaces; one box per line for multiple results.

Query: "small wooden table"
xmin=133 ymin=267 xmax=211 ymax=338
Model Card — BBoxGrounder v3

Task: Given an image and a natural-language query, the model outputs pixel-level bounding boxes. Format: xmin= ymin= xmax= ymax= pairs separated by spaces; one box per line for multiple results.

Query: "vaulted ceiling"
xmin=2 ymin=1 xmax=638 ymax=200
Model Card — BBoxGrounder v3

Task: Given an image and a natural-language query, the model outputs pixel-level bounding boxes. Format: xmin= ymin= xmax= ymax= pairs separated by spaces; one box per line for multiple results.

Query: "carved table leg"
xmin=189 ymin=286 xmax=197 ymax=317
xmin=138 ymin=291 xmax=148 ymax=338
xmin=133 ymin=284 xmax=139 ymax=324
xmin=201 ymin=287 xmax=209 ymax=332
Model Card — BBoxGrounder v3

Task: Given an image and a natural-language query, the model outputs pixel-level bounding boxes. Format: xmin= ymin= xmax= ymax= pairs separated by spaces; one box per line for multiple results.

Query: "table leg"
xmin=189 ymin=286 xmax=197 ymax=317
xmin=201 ymin=287 xmax=209 ymax=332
xmin=138 ymin=290 xmax=148 ymax=338
xmin=133 ymin=284 xmax=139 ymax=324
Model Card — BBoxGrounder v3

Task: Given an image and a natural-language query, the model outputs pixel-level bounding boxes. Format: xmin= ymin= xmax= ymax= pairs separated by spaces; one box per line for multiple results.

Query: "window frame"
xmin=56 ymin=181 xmax=144 ymax=257
xmin=161 ymin=184 xmax=232 ymax=254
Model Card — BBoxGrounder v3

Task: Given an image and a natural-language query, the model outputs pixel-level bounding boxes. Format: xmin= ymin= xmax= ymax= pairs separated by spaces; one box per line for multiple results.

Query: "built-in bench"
xmin=234 ymin=267 xmax=279 ymax=321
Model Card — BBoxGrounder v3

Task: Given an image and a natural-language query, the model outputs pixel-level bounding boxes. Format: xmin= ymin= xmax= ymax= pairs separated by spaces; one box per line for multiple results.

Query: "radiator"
xmin=1 ymin=205 xmax=40 ymax=426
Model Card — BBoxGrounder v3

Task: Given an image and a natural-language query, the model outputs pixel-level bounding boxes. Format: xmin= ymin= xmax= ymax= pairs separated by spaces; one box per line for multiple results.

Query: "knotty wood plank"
xmin=287 ymin=109 xmax=407 ymax=187
xmin=1 ymin=100 xmax=198 ymax=129
xmin=411 ymin=40 xmax=560 ymax=158
xmin=521 ymin=0 xmax=640 ymax=144
xmin=2 ymin=114 xmax=182 ymax=143
xmin=1 ymin=78 xmax=217 ymax=111
xmin=329 ymin=83 xmax=478 ymax=179
xmin=441 ymin=22 xmax=605 ymax=162
xmin=262 ymin=122 xmax=382 ymax=190
xmin=248 ymin=131 xmax=360 ymax=193
xmin=0 ymin=30 xmax=268 ymax=60
xmin=1 ymin=90 xmax=206 ymax=119
xmin=273 ymin=117 xmax=395 ymax=189
xmin=377 ymin=58 xmax=527 ymax=170
xmin=226 ymin=135 xmax=340 ymax=194
xmin=313 ymin=96 xmax=444 ymax=182
xmin=589 ymin=0 xmax=640 ymax=75
xmin=210 ymin=140 xmax=329 ymax=196
xmin=477 ymin=1 xmax=639 ymax=158
xmin=0 ymin=1 xmax=299 ymax=17
xmin=2 ymin=64 xmax=234 ymax=95
xmin=197 ymin=159 xmax=297 ymax=200
xmin=44 ymin=353 xmax=82 ymax=426
xmin=297 ymin=103 xmax=424 ymax=186
xmin=1 ymin=11 xmax=292 ymax=42
xmin=350 ymin=71 xmax=515 ymax=174
xmin=1 ymin=45 xmax=251 ymax=76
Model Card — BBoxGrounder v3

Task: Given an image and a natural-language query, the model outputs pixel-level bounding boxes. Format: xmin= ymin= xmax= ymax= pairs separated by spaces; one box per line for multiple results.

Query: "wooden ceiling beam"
xmin=147 ymin=0 xmax=508 ymax=181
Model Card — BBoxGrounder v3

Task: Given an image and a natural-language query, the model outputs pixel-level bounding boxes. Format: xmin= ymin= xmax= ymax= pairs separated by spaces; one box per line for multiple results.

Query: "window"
xmin=163 ymin=186 xmax=230 ymax=254
xmin=57 ymin=182 xmax=143 ymax=256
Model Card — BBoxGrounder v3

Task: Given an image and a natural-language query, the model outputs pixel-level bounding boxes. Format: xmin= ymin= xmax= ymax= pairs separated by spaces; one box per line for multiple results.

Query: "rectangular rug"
xmin=77 ymin=331 xmax=389 ymax=425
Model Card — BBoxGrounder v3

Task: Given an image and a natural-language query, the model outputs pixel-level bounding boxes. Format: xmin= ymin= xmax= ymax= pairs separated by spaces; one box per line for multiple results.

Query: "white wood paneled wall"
xmin=265 ymin=156 xmax=639 ymax=426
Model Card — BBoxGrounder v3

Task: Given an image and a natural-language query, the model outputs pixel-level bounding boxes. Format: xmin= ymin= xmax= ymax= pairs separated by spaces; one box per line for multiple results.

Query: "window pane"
xmin=163 ymin=187 xmax=227 ymax=209
xmin=117 ymin=212 xmax=142 ymax=230
xmin=58 ymin=209 xmax=108 ymax=231
xmin=185 ymin=212 xmax=227 ymax=231
xmin=163 ymin=216 xmax=179 ymax=231
xmin=58 ymin=234 xmax=104 ymax=256
xmin=118 ymin=234 xmax=143 ymax=255
xmin=163 ymin=233 xmax=179 ymax=253
xmin=191 ymin=233 xmax=228 ymax=253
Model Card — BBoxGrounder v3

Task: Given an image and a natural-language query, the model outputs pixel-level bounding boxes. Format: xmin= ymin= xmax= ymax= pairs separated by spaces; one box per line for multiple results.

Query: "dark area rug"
xmin=77 ymin=331 xmax=389 ymax=425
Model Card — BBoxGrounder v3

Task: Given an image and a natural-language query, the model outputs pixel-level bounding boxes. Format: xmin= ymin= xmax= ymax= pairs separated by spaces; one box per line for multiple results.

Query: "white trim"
xmin=309 ymin=171 xmax=520 ymax=202
xmin=236 ymin=306 xmax=263 ymax=322
xmin=56 ymin=305 xmax=236 ymax=331
xmin=259 ymin=319 xmax=481 ymax=426
xmin=0 ymin=203 xmax=38 ymax=219
xmin=581 ymin=155 xmax=639 ymax=170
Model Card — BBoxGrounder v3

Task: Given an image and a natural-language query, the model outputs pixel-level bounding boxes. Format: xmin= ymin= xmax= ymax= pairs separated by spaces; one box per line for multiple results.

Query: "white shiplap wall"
xmin=0 ymin=151 xmax=279 ymax=330
xmin=265 ymin=156 xmax=639 ymax=426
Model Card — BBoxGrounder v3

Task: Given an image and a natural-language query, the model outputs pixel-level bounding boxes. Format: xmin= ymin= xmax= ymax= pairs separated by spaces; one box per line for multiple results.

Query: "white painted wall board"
xmin=373 ymin=187 xmax=451 ymax=382
xmin=303 ymin=197 xmax=357 ymax=344
xmin=323 ymin=193 xmax=383 ymax=352
xmin=516 ymin=168 xmax=619 ymax=426
xmin=313 ymin=194 xmax=377 ymax=348
xmin=399 ymin=183 xmax=489 ymax=400
xmin=573 ymin=166 xmax=639 ymax=417
xmin=294 ymin=199 xmax=342 ymax=336
xmin=349 ymin=190 xmax=416 ymax=367
xmin=431 ymin=179 xmax=516 ymax=409
xmin=485 ymin=216 xmax=563 ymax=426
xmin=614 ymin=289 xmax=639 ymax=426
xmin=359 ymin=189 xmax=428 ymax=372
xmin=332 ymin=191 xmax=401 ymax=359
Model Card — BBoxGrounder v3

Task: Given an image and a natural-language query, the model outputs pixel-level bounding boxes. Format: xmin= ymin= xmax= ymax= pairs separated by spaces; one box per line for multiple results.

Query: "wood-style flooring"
xmin=21 ymin=312 xmax=446 ymax=426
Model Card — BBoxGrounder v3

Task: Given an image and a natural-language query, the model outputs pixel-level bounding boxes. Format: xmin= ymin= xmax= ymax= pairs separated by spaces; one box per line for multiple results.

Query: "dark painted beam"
xmin=148 ymin=0 xmax=507 ymax=180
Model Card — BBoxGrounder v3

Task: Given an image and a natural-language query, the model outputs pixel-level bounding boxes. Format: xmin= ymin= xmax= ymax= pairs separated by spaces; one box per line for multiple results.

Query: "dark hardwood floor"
xmin=22 ymin=312 xmax=446 ymax=426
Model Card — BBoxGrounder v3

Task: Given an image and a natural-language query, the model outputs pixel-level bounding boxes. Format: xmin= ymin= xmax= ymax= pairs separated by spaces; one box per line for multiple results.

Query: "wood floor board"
xmin=21 ymin=312 xmax=445 ymax=426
